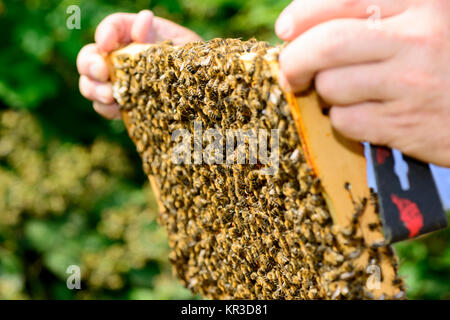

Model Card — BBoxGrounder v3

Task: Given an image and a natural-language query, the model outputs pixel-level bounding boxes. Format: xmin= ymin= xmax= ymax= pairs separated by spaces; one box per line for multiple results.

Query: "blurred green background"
xmin=0 ymin=0 xmax=448 ymax=299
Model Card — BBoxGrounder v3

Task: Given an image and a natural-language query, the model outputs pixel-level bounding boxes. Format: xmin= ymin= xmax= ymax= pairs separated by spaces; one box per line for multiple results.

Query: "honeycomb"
xmin=109 ymin=38 xmax=405 ymax=299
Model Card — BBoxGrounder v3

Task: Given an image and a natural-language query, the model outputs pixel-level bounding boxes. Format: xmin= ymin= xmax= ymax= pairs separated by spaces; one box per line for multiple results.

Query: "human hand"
xmin=276 ymin=0 xmax=450 ymax=167
xmin=77 ymin=10 xmax=202 ymax=119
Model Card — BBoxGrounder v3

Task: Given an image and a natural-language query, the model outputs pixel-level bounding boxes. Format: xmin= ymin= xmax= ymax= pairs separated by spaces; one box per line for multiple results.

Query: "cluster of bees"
xmin=111 ymin=38 xmax=406 ymax=299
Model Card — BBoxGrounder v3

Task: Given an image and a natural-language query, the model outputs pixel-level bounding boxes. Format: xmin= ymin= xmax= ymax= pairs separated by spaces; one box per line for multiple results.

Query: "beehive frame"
xmin=108 ymin=38 xmax=405 ymax=299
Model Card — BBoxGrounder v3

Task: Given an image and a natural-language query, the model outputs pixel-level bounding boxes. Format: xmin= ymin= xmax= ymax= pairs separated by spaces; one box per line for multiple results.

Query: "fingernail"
xmin=96 ymin=85 xmax=112 ymax=104
xmin=275 ymin=12 xmax=293 ymax=39
xmin=278 ymin=71 xmax=292 ymax=93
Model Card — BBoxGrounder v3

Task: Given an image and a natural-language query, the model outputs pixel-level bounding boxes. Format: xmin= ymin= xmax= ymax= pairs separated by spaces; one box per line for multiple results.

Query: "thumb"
xmin=131 ymin=10 xmax=201 ymax=45
xmin=151 ymin=16 xmax=202 ymax=45
xmin=131 ymin=10 xmax=157 ymax=43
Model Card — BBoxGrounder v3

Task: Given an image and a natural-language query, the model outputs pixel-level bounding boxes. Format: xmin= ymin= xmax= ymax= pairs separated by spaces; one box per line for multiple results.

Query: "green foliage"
xmin=0 ymin=0 xmax=448 ymax=300
xmin=0 ymin=110 xmax=194 ymax=299
xmin=394 ymin=216 xmax=450 ymax=299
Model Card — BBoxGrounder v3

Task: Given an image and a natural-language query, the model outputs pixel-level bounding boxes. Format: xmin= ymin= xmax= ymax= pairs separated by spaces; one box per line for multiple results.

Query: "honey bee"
xmin=165 ymin=53 xmax=175 ymax=68
xmin=205 ymin=81 xmax=218 ymax=101
xmin=185 ymin=62 xmax=199 ymax=74
xmin=208 ymin=65 xmax=221 ymax=77
xmin=229 ymin=55 xmax=243 ymax=74
xmin=367 ymin=222 xmax=380 ymax=231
